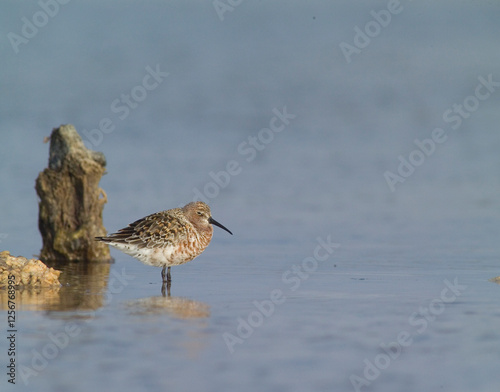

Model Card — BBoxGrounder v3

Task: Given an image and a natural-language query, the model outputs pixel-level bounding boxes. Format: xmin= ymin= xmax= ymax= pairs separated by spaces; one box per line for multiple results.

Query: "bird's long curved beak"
xmin=209 ymin=217 xmax=233 ymax=235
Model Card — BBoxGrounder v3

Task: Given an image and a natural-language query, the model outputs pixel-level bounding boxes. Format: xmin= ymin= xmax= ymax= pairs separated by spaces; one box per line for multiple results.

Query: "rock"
xmin=35 ymin=125 xmax=111 ymax=262
xmin=489 ymin=276 xmax=500 ymax=284
xmin=0 ymin=251 xmax=61 ymax=287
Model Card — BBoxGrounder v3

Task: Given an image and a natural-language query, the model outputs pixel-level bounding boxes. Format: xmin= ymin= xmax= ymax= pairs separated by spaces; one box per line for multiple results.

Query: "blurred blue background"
xmin=1 ymin=1 xmax=500 ymax=391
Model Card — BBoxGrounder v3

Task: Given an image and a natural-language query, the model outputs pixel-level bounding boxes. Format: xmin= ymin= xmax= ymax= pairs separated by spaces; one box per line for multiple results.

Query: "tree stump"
xmin=35 ymin=125 xmax=111 ymax=263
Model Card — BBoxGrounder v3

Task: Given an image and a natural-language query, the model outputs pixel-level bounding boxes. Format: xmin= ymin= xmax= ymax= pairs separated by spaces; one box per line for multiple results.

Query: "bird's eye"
xmin=197 ymin=211 xmax=203 ymax=216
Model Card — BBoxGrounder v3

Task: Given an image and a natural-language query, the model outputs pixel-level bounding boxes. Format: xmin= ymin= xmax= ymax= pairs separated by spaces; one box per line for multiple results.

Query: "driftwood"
xmin=35 ymin=125 xmax=111 ymax=263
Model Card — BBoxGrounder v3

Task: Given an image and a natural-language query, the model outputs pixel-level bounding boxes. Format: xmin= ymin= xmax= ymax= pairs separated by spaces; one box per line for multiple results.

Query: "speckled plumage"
xmin=96 ymin=201 xmax=232 ymax=283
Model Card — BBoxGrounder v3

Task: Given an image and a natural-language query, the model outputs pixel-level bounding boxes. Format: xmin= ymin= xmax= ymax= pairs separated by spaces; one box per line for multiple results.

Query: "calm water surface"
xmin=1 ymin=1 xmax=500 ymax=391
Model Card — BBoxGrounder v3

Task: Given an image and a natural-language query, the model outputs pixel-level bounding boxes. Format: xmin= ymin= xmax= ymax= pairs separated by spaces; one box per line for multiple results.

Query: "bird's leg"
xmin=161 ymin=266 xmax=172 ymax=284
xmin=161 ymin=267 xmax=172 ymax=297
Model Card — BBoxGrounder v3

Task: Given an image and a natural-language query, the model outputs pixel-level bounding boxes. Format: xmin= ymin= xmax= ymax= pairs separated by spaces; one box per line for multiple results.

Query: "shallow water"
xmin=1 ymin=1 xmax=500 ymax=391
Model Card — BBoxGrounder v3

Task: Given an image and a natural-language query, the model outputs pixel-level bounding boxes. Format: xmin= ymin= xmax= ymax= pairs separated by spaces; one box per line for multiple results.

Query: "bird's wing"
xmin=99 ymin=210 xmax=189 ymax=249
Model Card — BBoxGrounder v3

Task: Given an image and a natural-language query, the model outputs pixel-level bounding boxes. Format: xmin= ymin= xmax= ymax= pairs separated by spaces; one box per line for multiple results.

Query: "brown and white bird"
xmin=96 ymin=201 xmax=232 ymax=283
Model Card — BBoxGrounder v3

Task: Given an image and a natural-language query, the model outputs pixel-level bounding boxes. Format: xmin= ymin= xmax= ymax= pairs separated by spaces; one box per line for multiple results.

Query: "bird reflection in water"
xmin=162 ymin=280 xmax=170 ymax=297
xmin=127 ymin=282 xmax=210 ymax=319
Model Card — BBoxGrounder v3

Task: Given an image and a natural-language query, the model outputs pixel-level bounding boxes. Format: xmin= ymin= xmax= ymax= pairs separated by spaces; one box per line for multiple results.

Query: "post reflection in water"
xmin=49 ymin=261 xmax=113 ymax=312
xmin=0 ymin=261 xmax=112 ymax=313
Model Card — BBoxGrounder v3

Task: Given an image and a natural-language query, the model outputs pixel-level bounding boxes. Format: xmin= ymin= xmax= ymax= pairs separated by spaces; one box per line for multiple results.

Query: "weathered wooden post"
xmin=35 ymin=125 xmax=111 ymax=263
